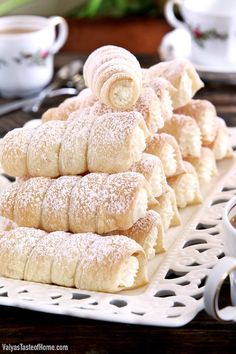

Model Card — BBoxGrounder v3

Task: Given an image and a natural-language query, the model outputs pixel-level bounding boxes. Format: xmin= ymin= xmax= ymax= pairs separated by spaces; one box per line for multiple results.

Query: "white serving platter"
xmin=0 ymin=129 xmax=236 ymax=327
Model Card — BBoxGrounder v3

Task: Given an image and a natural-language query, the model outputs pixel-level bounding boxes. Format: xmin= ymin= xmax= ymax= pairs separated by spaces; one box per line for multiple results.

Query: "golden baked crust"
xmin=168 ymin=161 xmax=202 ymax=208
xmin=0 ymin=227 xmax=148 ymax=292
xmin=145 ymin=59 xmax=204 ymax=109
xmin=145 ymin=133 xmax=185 ymax=177
xmin=129 ymin=153 xmax=168 ymax=198
xmin=0 ymin=173 xmax=152 ymax=234
xmin=41 ymin=88 xmax=97 ymax=123
xmin=83 ymin=45 xmax=142 ymax=110
xmin=0 ymin=111 xmax=148 ymax=177
xmin=185 ymin=147 xmax=218 ymax=183
xmin=159 ymin=114 xmax=202 ymax=158
xmin=175 ymin=99 xmax=217 ymax=145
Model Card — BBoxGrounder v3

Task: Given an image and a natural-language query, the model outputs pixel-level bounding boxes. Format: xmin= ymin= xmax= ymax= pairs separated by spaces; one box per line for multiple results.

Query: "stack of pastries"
xmin=0 ymin=45 xmax=233 ymax=293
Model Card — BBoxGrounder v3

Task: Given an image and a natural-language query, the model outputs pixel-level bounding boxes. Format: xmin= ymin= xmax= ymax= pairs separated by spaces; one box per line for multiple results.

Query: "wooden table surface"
xmin=0 ymin=54 xmax=236 ymax=354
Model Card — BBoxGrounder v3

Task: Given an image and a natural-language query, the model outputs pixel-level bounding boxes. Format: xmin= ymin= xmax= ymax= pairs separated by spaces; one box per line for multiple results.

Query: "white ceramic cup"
xmin=0 ymin=15 xmax=68 ymax=98
xmin=165 ymin=0 xmax=236 ymax=67
xmin=204 ymin=196 xmax=236 ymax=322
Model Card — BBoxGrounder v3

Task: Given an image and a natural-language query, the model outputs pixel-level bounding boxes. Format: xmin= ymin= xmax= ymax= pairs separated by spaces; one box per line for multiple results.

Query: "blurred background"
xmin=0 ymin=0 xmax=170 ymax=53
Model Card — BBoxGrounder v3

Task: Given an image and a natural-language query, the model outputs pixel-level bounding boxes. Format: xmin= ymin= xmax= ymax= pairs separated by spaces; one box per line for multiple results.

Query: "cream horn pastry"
xmin=185 ymin=147 xmax=218 ymax=183
xmin=107 ymin=210 xmax=165 ymax=260
xmin=145 ymin=59 xmax=204 ymax=109
xmin=42 ymin=88 xmax=97 ymax=123
xmin=0 ymin=227 xmax=148 ymax=292
xmin=145 ymin=133 xmax=185 ymax=177
xmin=84 ymin=45 xmax=141 ymax=86
xmin=88 ymin=87 xmax=164 ymax=133
xmin=151 ymin=186 xmax=181 ymax=230
xmin=83 ymin=45 xmax=142 ymax=110
xmin=129 ymin=153 xmax=168 ymax=198
xmin=174 ymin=99 xmax=217 ymax=145
xmin=0 ymin=173 xmax=155 ymax=234
xmin=0 ymin=111 xmax=149 ymax=177
xmin=168 ymin=161 xmax=202 ymax=208
xmin=208 ymin=117 xmax=234 ymax=160
xmin=143 ymin=76 xmax=176 ymax=123
xmin=159 ymin=114 xmax=202 ymax=159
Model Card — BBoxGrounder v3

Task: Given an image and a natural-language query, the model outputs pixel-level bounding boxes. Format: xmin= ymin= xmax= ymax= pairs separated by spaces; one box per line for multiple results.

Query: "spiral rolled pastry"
xmin=168 ymin=161 xmax=202 ymax=209
xmin=208 ymin=117 xmax=234 ymax=160
xmin=143 ymin=76 xmax=176 ymax=123
xmin=0 ymin=227 xmax=148 ymax=292
xmin=0 ymin=173 xmax=155 ymax=234
xmin=87 ymin=87 xmax=164 ymax=133
xmin=159 ymin=114 xmax=202 ymax=159
xmin=83 ymin=45 xmax=142 ymax=110
xmin=42 ymin=88 xmax=97 ymax=123
xmin=110 ymin=210 xmax=166 ymax=259
xmin=151 ymin=186 xmax=181 ymax=230
xmin=174 ymin=99 xmax=217 ymax=145
xmin=145 ymin=59 xmax=204 ymax=109
xmin=129 ymin=153 xmax=168 ymax=198
xmin=0 ymin=111 xmax=148 ymax=177
xmin=145 ymin=133 xmax=185 ymax=177
xmin=185 ymin=147 xmax=218 ymax=183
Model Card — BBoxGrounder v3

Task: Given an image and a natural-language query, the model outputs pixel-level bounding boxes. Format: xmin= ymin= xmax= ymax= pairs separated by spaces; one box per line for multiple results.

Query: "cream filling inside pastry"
xmin=133 ymin=188 xmax=148 ymax=223
xmin=110 ymin=79 xmax=135 ymax=109
xmin=130 ymin=127 xmax=146 ymax=164
xmin=213 ymin=130 xmax=229 ymax=160
xmin=160 ymin=91 xmax=173 ymax=123
xmin=160 ymin=144 xmax=177 ymax=177
xmin=150 ymin=100 xmax=164 ymax=131
xmin=156 ymin=197 xmax=173 ymax=230
xmin=117 ymin=256 xmax=139 ymax=288
xmin=197 ymin=161 xmax=215 ymax=182
xmin=198 ymin=115 xmax=215 ymax=144
xmin=174 ymin=174 xmax=197 ymax=208
xmin=179 ymin=125 xmax=201 ymax=158
xmin=172 ymin=71 xmax=192 ymax=108
xmin=149 ymin=166 xmax=165 ymax=198
xmin=143 ymin=226 xmax=157 ymax=260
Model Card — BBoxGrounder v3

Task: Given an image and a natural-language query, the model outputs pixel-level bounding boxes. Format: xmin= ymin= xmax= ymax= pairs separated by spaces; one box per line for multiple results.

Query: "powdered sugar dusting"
xmin=0 ymin=227 xmax=46 ymax=258
xmin=130 ymin=153 xmax=158 ymax=177
xmin=0 ymin=172 xmax=149 ymax=233
xmin=128 ymin=210 xmax=159 ymax=235
xmin=69 ymin=173 xmax=108 ymax=232
xmin=14 ymin=177 xmax=51 ymax=210
xmin=88 ymin=111 xmax=145 ymax=172
xmin=0 ymin=128 xmax=33 ymax=176
xmin=84 ymin=45 xmax=141 ymax=89
xmin=92 ymin=111 xmax=142 ymax=144
xmin=27 ymin=120 xmax=66 ymax=177
xmin=102 ymin=172 xmax=146 ymax=215
xmin=91 ymin=87 xmax=159 ymax=133
xmin=83 ymin=45 xmax=142 ymax=109
xmin=41 ymin=176 xmax=80 ymax=231
xmin=0 ymin=227 xmax=144 ymax=291
xmin=1 ymin=107 xmax=147 ymax=177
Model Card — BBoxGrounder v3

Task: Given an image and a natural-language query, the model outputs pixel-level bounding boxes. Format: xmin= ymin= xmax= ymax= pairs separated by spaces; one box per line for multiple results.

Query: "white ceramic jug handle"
xmin=164 ymin=0 xmax=186 ymax=29
xmin=49 ymin=16 xmax=68 ymax=54
xmin=204 ymin=256 xmax=236 ymax=322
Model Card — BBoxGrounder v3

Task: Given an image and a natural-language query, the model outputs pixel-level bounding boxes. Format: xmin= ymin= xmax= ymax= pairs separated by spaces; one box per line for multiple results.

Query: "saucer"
xmin=189 ymin=57 xmax=236 ymax=83
xmin=159 ymin=29 xmax=236 ymax=83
